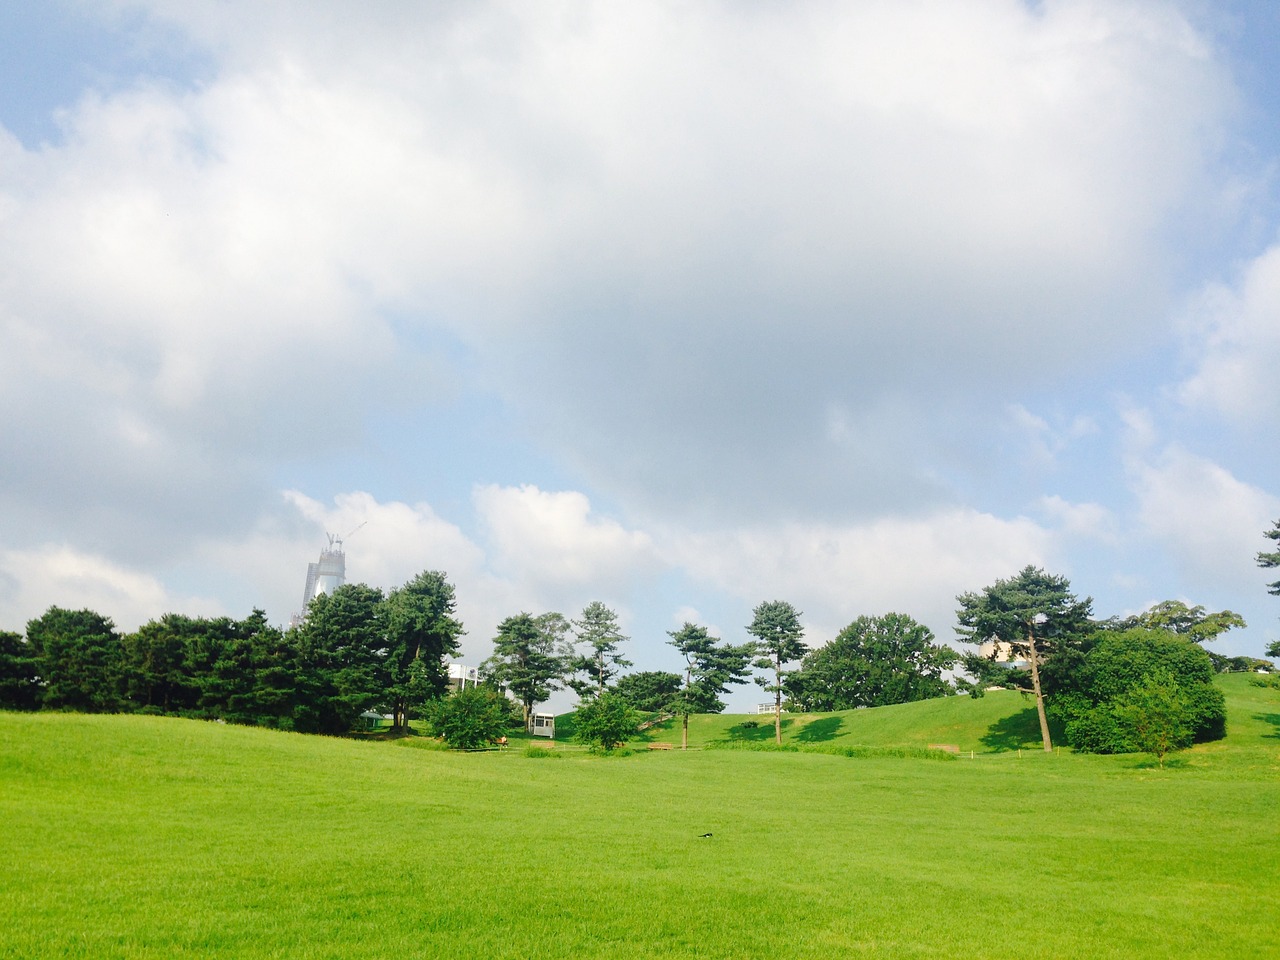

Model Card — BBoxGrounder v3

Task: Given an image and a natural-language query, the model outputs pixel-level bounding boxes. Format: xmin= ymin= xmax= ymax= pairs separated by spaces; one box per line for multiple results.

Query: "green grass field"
xmin=2 ymin=675 xmax=1278 ymax=959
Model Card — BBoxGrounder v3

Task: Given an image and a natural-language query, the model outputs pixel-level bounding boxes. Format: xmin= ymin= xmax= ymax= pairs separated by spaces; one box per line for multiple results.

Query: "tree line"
xmin=3 ymin=514 xmax=1277 ymax=758
xmin=0 ymin=571 xmax=463 ymax=735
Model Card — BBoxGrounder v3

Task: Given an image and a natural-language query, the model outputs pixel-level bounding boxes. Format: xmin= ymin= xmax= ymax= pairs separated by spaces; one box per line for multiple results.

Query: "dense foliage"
xmin=482 ymin=612 xmax=570 ymax=728
xmin=786 ymin=613 xmax=956 ymax=711
xmin=426 ymin=686 xmax=512 ymax=749
xmin=1047 ymin=627 xmax=1225 ymax=755
xmin=1 ymin=570 xmax=463 ymax=734
xmin=572 ymin=691 xmax=640 ymax=751
xmin=613 ymin=670 xmax=683 ymax=713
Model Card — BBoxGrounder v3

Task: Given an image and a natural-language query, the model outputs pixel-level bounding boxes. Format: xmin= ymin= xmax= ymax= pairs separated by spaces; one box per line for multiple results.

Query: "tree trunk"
xmin=1026 ymin=628 xmax=1052 ymax=753
xmin=774 ymin=661 xmax=782 ymax=745
xmin=682 ymin=713 xmax=689 ymax=750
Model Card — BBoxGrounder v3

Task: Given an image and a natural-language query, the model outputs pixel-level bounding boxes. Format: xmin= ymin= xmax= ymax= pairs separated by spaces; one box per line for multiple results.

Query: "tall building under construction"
xmin=290 ymin=534 xmax=348 ymax=627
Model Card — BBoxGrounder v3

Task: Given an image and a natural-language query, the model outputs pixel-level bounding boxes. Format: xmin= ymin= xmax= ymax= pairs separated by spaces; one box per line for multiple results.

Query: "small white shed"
xmin=529 ymin=712 xmax=556 ymax=739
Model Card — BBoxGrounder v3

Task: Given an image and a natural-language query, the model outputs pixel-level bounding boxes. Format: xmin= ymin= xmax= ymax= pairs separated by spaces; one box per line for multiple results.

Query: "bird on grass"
xmin=697 ymin=832 xmax=713 ymax=838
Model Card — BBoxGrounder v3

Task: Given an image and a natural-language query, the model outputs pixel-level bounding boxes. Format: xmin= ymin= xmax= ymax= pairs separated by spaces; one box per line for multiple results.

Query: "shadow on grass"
xmin=725 ymin=718 xmax=794 ymax=742
xmin=1130 ymin=756 xmax=1191 ymax=771
xmin=979 ymin=707 xmax=1044 ymax=752
xmin=1254 ymin=712 xmax=1280 ymax=740
xmin=795 ymin=716 xmax=844 ymax=743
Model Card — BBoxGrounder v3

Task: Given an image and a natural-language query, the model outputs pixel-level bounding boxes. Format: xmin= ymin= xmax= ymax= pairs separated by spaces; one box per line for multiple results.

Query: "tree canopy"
xmin=1048 ymin=627 xmax=1225 ymax=755
xmin=483 ymin=612 xmax=569 ymax=728
xmin=787 ymin=613 xmax=957 ymax=711
xmin=668 ymin=623 xmax=752 ymax=748
xmin=568 ymin=602 xmax=631 ymax=698
xmin=956 ymin=566 xmax=1093 ymax=752
xmin=613 ymin=670 xmax=683 ymax=714
xmin=747 ymin=600 xmax=807 ymax=744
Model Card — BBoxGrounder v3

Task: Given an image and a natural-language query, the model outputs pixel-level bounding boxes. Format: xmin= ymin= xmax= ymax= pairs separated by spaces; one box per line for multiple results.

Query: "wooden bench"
xmin=647 ymin=742 xmax=674 ymax=750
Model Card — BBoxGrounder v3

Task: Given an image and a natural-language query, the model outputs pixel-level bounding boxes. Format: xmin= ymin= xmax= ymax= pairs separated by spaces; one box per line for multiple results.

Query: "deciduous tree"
xmin=572 ymin=691 xmax=640 ymax=752
xmin=1113 ymin=668 xmax=1193 ymax=768
xmin=427 ymin=687 xmax=510 ymax=749
xmin=787 ymin=613 xmax=957 ymax=711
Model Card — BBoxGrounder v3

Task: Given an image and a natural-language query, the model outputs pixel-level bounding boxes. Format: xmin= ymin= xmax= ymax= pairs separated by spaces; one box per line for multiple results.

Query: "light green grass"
xmin=1 ymin=675 xmax=1277 ymax=959
xmin=625 ymin=688 xmax=1047 ymax=752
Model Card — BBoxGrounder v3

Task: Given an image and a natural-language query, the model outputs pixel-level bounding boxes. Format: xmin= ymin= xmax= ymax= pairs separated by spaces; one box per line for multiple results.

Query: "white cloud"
xmin=474 ymin=484 xmax=662 ymax=594
xmin=0 ymin=2 xmax=1274 ymax=670
xmin=665 ymin=508 xmax=1056 ymax=643
xmin=0 ymin=545 xmax=221 ymax=633
xmin=1038 ymin=495 xmax=1116 ymax=543
xmin=1128 ymin=444 xmax=1280 ymax=589
xmin=1179 ymin=243 xmax=1280 ymax=424
xmin=0 ymin=0 xmax=1245 ymax=560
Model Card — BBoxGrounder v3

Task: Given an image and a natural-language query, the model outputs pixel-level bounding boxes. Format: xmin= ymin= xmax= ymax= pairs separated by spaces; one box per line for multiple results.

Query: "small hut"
xmin=529 ymin=712 xmax=555 ymax=739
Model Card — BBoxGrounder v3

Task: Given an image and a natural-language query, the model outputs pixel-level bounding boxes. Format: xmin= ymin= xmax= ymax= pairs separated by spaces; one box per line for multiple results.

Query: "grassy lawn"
xmin=1 ymin=675 xmax=1277 ymax=959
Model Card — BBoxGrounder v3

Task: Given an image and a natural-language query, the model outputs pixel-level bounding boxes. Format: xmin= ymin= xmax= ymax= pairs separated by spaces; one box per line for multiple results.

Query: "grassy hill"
xmin=619 ymin=688 xmax=1044 ymax=753
xmin=1 ymin=675 xmax=1277 ymax=959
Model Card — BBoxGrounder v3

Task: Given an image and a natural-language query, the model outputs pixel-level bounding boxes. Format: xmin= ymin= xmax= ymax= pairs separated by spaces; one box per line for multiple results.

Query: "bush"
xmin=426 ymin=687 xmax=510 ymax=749
xmin=572 ymin=692 xmax=640 ymax=752
xmin=1055 ymin=629 xmax=1225 ymax=753
xmin=1113 ymin=669 xmax=1194 ymax=767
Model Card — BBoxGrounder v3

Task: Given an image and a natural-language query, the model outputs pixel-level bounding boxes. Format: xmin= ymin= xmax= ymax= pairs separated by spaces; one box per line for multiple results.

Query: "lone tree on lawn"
xmin=747 ymin=601 xmax=807 ymax=745
xmin=956 ymin=566 xmax=1092 ymax=753
xmin=667 ymin=623 xmax=753 ymax=750
xmin=786 ymin=612 xmax=958 ymax=711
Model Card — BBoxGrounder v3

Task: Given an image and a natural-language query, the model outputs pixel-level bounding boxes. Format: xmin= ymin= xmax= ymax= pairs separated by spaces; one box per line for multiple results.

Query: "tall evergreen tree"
xmin=383 ymin=571 xmax=465 ymax=729
xmin=747 ymin=601 xmax=807 ymax=745
xmin=25 ymin=607 xmax=124 ymax=712
xmin=483 ymin=612 xmax=568 ymax=729
xmin=668 ymin=623 xmax=752 ymax=749
xmin=293 ymin=584 xmax=387 ymax=734
xmin=568 ymin=602 xmax=631 ymax=698
xmin=956 ymin=566 xmax=1092 ymax=752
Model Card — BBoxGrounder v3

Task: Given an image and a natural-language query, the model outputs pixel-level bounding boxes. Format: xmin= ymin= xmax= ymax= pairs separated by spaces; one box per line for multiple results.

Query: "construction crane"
xmin=326 ymin=521 xmax=367 ymax=552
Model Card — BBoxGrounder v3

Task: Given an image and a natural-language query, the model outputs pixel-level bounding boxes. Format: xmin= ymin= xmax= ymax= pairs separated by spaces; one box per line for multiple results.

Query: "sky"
xmin=2 ymin=0 xmax=1278 ymax=712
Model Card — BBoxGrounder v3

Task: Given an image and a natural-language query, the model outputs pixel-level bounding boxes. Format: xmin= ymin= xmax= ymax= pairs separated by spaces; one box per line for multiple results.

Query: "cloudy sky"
xmin=2 ymin=0 xmax=1278 ymax=709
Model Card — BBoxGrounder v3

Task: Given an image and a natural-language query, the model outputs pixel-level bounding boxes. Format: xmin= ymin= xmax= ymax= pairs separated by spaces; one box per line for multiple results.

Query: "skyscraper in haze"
xmin=291 ymin=534 xmax=347 ymax=626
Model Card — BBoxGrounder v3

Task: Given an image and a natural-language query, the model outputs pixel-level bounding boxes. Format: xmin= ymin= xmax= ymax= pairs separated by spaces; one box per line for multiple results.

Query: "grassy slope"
xmin=1 ymin=676 xmax=1277 ymax=960
xmin=628 ymin=689 xmax=1044 ymax=752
